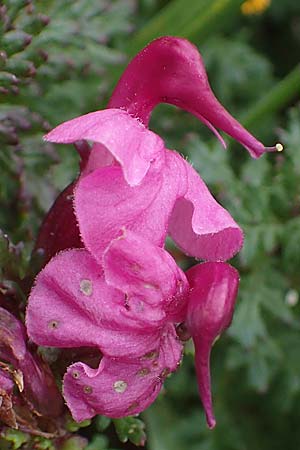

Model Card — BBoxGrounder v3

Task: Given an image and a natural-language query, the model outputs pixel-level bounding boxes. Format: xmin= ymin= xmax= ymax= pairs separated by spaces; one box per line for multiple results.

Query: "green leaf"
xmin=0 ymin=429 xmax=29 ymax=450
xmin=65 ymin=415 xmax=91 ymax=432
xmin=61 ymin=436 xmax=88 ymax=450
xmin=113 ymin=417 xmax=147 ymax=447
xmin=96 ymin=415 xmax=111 ymax=432
xmin=85 ymin=435 xmax=111 ymax=450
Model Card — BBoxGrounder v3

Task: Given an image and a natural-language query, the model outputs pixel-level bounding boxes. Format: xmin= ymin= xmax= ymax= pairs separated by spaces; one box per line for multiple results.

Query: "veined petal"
xmin=109 ymin=36 xmax=278 ymax=158
xmin=185 ymin=262 xmax=239 ymax=429
xmin=26 ymin=249 xmax=163 ymax=358
xmin=44 ymin=109 xmax=164 ymax=186
xmin=63 ymin=323 xmax=182 ymax=421
xmin=103 ymin=229 xmax=188 ymax=322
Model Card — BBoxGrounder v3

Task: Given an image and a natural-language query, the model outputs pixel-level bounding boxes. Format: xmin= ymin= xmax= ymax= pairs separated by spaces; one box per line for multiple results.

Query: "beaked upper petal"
xmin=109 ymin=36 xmax=279 ymax=158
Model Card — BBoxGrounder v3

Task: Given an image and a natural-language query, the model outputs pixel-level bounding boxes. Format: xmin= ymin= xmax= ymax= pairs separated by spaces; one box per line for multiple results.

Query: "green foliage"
xmin=113 ymin=417 xmax=147 ymax=447
xmin=1 ymin=0 xmax=300 ymax=449
xmin=0 ymin=429 xmax=29 ymax=449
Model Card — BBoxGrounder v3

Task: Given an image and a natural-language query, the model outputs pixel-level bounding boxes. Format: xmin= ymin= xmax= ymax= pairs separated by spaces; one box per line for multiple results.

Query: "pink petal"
xmin=82 ymin=142 xmax=116 ymax=176
xmin=26 ymin=249 xmax=162 ymax=359
xmin=75 ymin=151 xmax=243 ymax=262
xmin=168 ymin=152 xmax=244 ymax=261
xmin=109 ymin=36 xmax=277 ymax=158
xmin=63 ymin=323 xmax=182 ymax=421
xmin=44 ymin=109 xmax=164 ymax=186
xmin=185 ymin=262 xmax=239 ymax=428
xmin=103 ymin=229 xmax=188 ymax=323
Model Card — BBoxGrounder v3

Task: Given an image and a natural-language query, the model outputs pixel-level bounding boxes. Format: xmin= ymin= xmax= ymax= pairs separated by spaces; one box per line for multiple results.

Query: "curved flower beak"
xmin=185 ymin=262 xmax=239 ymax=428
xmin=109 ymin=36 xmax=280 ymax=158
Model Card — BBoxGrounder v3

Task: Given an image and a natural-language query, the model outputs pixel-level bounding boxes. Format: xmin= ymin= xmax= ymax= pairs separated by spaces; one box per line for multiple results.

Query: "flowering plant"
xmin=24 ymin=37 xmax=280 ymax=432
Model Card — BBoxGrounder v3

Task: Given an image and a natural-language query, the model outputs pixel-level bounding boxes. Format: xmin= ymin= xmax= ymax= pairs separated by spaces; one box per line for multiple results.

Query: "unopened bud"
xmin=6 ymin=58 xmax=36 ymax=78
xmin=22 ymin=13 xmax=50 ymax=35
xmin=0 ymin=51 xmax=7 ymax=70
xmin=186 ymin=262 xmax=239 ymax=429
xmin=2 ymin=31 xmax=32 ymax=56
xmin=0 ymin=71 xmax=19 ymax=88
xmin=24 ymin=48 xmax=48 ymax=67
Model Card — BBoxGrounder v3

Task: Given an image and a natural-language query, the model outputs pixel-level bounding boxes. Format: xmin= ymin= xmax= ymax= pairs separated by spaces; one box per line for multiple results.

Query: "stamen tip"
xmin=276 ymin=142 xmax=284 ymax=152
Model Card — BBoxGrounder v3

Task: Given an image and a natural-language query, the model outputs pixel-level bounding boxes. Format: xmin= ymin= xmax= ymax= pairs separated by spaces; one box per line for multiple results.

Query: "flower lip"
xmin=109 ymin=36 xmax=279 ymax=158
xmin=44 ymin=108 xmax=164 ymax=186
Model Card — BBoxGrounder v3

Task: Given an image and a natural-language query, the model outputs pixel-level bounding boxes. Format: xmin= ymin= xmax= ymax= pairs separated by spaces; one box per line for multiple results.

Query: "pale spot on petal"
xmin=80 ymin=279 xmax=93 ymax=296
xmin=113 ymin=380 xmax=127 ymax=393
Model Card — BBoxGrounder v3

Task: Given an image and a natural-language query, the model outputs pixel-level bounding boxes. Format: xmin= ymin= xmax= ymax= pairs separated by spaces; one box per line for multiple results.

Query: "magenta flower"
xmin=26 ymin=36 xmax=266 ymax=428
xmin=0 ymin=307 xmax=63 ymax=419
xmin=45 ymin=108 xmax=243 ymax=263
xmin=27 ymin=230 xmax=188 ymax=422
xmin=36 ymin=36 xmax=282 ymax=263
xmin=185 ymin=262 xmax=239 ymax=429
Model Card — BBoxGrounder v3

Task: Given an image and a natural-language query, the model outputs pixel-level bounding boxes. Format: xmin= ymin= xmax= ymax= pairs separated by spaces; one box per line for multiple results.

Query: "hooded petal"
xmin=185 ymin=262 xmax=239 ymax=428
xmin=44 ymin=109 xmax=164 ymax=186
xmin=26 ymin=249 xmax=164 ymax=359
xmin=103 ymin=229 xmax=189 ymax=322
xmin=75 ymin=151 xmax=243 ymax=262
xmin=109 ymin=36 xmax=279 ymax=158
xmin=63 ymin=323 xmax=182 ymax=421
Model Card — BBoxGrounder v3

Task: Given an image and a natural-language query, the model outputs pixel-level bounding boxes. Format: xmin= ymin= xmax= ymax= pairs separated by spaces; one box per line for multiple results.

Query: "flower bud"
xmin=186 ymin=262 xmax=239 ymax=428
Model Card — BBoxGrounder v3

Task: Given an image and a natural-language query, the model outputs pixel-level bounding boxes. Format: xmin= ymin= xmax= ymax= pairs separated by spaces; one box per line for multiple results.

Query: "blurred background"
xmin=1 ymin=0 xmax=300 ymax=449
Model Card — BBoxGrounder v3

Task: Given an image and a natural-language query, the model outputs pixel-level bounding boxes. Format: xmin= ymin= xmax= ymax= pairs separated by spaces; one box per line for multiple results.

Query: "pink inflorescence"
xmin=26 ymin=36 xmax=278 ymax=428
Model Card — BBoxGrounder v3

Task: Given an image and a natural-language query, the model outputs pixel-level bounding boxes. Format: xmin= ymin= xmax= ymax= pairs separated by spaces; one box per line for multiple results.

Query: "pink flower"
xmin=45 ymin=108 xmax=243 ymax=263
xmin=26 ymin=230 xmax=188 ymax=422
xmin=27 ymin=36 xmax=263 ymax=427
xmin=185 ymin=262 xmax=239 ymax=429
xmin=36 ymin=36 xmax=281 ymax=264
